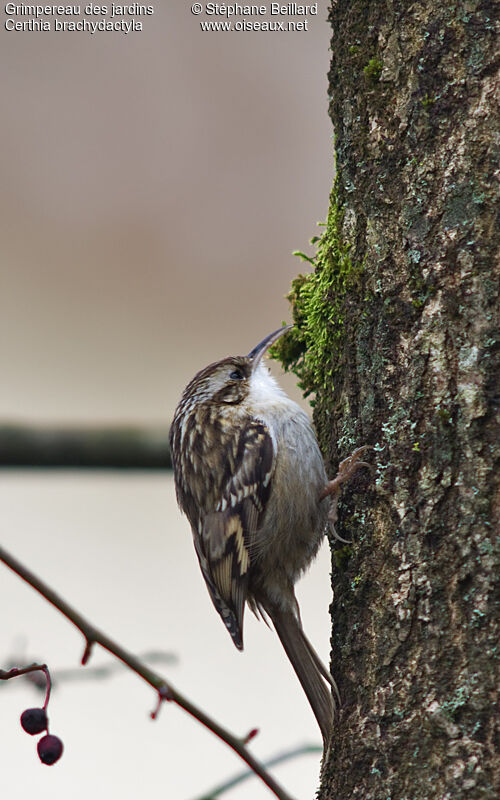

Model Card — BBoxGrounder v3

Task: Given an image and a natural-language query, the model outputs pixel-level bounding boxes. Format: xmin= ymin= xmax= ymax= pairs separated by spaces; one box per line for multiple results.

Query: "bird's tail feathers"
xmin=268 ymin=605 xmax=335 ymax=745
xmin=302 ymin=633 xmax=340 ymax=705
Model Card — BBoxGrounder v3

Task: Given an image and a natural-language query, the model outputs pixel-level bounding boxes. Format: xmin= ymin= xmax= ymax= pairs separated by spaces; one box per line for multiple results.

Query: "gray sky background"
xmin=1 ymin=4 xmax=336 ymax=798
xmin=1 ymin=1 xmax=334 ymax=424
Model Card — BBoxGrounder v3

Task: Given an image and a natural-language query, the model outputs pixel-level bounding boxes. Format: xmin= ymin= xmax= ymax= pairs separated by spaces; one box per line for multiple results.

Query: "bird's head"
xmin=180 ymin=326 xmax=292 ymax=407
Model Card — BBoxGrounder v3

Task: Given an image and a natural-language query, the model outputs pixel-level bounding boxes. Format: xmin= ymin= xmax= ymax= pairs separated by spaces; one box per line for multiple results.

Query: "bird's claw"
xmin=320 ymin=445 xmax=372 ymax=529
xmin=320 ymin=445 xmax=372 ymax=502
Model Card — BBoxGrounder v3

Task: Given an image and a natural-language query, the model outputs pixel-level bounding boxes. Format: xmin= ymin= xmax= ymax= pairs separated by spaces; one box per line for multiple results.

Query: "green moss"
xmin=333 ymin=544 xmax=353 ymax=568
xmin=270 ymin=187 xmax=363 ymax=398
xmin=421 ymin=93 xmax=436 ymax=108
xmin=363 ymin=57 xmax=383 ymax=84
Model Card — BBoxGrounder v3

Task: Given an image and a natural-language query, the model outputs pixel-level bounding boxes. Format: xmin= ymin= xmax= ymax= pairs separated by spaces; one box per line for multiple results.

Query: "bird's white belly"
xmin=251 ymin=404 xmax=329 ymax=590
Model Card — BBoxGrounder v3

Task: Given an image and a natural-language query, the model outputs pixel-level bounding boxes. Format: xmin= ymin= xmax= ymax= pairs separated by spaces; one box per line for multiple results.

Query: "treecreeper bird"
xmin=169 ymin=326 xmax=369 ymax=745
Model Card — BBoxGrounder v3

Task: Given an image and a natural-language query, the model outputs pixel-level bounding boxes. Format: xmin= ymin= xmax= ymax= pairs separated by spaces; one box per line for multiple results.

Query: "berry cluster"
xmin=20 ymin=707 xmax=63 ymax=765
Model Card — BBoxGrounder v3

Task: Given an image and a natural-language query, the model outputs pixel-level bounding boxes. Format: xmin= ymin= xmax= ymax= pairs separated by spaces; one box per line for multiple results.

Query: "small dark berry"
xmin=37 ymin=734 xmax=63 ymax=765
xmin=20 ymin=708 xmax=48 ymax=735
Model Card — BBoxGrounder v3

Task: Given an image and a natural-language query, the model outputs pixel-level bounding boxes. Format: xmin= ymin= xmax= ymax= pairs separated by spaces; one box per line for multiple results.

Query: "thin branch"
xmin=0 ymin=545 xmax=296 ymax=800
xmin=0 ymin=662 xmax=52 ymax=708
xmin=1 ymin=650 xmax=177 ymax=690
xmin=189 ymin=743 xmax=322 ymax=800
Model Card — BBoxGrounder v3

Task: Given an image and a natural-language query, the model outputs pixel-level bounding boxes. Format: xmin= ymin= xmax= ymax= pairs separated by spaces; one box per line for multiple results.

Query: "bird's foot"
xmin=319 ymin=446 xmax=372 ymax=534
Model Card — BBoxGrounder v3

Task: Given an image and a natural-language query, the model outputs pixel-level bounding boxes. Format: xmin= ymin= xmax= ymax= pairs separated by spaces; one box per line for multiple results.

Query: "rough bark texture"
xmin=321 ymin=2 xmax=499 ymax=798
xmin=275 ymin=1 xmax=499 ymax=798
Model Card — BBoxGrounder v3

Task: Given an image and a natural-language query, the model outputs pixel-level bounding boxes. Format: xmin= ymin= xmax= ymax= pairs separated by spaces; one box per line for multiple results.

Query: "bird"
xmin=169 ymin=326 xmax=369 ymax=745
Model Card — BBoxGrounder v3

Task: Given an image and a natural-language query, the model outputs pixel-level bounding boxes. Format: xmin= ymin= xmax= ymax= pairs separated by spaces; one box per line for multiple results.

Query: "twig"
xmin=0 ymin=545 xmax=296 ymax=800
xmin=0 ymin=650 xmax=177 ymax=691
xmin=189 ymin=743 xmax=322 ymax=800
xmin=0 ymin=662 xmax=52 ymax=708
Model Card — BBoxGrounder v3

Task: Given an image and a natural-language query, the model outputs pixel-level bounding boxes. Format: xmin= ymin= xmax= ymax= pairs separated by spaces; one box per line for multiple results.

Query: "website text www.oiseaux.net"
xmin=192 ymin=3 xmax=318 ymax=32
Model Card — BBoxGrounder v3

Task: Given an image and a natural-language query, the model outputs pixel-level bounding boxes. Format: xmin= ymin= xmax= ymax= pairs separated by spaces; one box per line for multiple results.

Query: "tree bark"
xmin=321 ymin=2 xmax=499 ymax=798
xmin=276 ymin=1 xmax=499 ymax=797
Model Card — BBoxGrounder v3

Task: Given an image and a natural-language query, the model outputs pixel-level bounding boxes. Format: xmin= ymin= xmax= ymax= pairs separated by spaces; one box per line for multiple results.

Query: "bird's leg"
xmin=319 ymin=446 xmax=372 ymax=533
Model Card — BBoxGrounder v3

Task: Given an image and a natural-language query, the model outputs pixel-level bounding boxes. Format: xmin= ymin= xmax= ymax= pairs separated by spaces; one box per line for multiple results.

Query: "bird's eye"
xmin=229 ymin=369 xmax=244 ymax=381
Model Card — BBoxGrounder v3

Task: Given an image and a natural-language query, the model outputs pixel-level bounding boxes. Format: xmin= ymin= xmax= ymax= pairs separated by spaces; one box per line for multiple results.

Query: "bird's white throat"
xmin=249 ymin=362 xmax=299 ymax=414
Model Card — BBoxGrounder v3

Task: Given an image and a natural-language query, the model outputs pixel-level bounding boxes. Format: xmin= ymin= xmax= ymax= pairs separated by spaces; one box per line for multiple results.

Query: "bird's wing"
xmin=193 ymin=419 xmax=275 ymax=650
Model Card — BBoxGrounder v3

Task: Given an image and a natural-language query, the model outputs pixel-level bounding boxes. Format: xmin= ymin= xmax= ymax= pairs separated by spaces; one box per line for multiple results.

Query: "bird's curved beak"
xmin=247 ymin=325 xmax=293 ymax=370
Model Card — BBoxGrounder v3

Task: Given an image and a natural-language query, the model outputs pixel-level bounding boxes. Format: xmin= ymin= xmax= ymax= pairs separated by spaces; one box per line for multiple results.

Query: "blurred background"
xmin=1 ymin=3 xmax=335 ymax=797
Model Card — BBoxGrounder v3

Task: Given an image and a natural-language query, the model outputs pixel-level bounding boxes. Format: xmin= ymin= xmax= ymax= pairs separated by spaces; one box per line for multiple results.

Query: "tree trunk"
xmin=274 ymin=1 xmax=499 ymax=797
